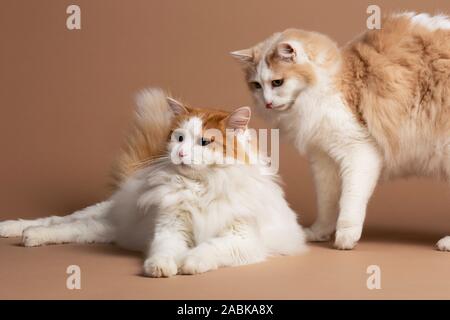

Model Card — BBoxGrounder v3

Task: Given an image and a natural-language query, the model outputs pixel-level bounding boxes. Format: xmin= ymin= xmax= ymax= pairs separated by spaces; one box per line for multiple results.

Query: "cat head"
xmin=165 ymin=97 xmax=253 ymax=172
xmin=231 ymin=29 xmax=339 ymax=113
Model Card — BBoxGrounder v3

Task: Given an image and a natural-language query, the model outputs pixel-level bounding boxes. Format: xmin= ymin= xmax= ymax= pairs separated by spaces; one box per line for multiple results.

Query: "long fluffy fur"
xmin=232 ymin=12 xmax=450 ymax=251
xmin=110 ymin=88 xmax=174 ymax=187
xmin=0 ymin=88 xmax=306 ymax=277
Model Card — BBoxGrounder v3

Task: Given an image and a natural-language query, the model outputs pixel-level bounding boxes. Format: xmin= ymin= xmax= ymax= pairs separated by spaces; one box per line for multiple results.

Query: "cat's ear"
xmin=167 ymin=97 xmax=189 ymax=116
xmin=230 ymin=48 xmax=254 ymax=64
xmin=226 ymin=106 xmax=251 ymax=130
xmin=276 ymin=42 xmax=296 ymax=62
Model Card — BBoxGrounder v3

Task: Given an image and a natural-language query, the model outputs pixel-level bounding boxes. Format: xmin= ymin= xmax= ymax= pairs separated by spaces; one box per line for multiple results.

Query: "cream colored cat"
xmin=231 ymin=12 xmax=450 ymax=250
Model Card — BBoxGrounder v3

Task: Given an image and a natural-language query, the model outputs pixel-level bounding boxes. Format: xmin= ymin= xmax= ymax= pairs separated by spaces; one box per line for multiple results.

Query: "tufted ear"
xmin=230 ymin=48 xmax=254 ymax=64
xmin=276 ymin=42 xmax=296 ymax=62
xmin=167 ymin=97 xmax=189 ymax=116
xmin=226 ymin=106 xmax=251 ymax=130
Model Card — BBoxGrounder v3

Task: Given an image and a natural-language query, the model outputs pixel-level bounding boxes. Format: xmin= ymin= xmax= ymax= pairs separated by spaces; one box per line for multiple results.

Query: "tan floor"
xmin=1 ymin=228 xmax=449 ymax=300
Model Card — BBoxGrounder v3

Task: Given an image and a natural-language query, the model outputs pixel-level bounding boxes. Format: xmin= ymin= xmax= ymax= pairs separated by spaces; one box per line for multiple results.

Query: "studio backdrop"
xmin=1 ymin=0 xmax=449 ymax=238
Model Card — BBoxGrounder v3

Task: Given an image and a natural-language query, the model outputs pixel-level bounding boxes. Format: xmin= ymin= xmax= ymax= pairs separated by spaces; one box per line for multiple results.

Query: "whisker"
xmin=131 ymin=155 xmax=170 ymax=169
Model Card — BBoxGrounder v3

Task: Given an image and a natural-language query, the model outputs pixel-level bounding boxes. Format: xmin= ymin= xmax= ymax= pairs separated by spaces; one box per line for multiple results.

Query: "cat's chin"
xmin=273 ymin=104 xmax=289 ymax=111
xmin=174 ymin=163 xmax=207 ymax=177
xmin=175 ymin=163 xmax=196 ymax=172
xmin=175 ymin=163 xmax=231 ymax=178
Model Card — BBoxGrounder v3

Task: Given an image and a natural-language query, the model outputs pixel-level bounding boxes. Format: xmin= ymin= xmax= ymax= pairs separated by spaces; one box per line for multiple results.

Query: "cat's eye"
xmin=272 ymin=79 xmax=284 ymax=87
xmin=173 ymin=132 xmax=184 ymax=142
xmin=250 ymin=81 xmax=262 ymax=89
xmin=199 ymin=137 xmax=212 ymax=146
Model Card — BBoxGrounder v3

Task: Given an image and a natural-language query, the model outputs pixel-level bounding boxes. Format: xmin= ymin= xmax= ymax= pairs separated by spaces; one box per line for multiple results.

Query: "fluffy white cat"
xmin=0 ymin=89 xmax=305 ymax=276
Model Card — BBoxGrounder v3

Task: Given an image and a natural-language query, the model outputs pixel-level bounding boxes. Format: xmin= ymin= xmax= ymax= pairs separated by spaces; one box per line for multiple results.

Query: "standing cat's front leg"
xmin=304 ymin=151 xmax=341 ymax=242
xmin=333 ymin=142 xmax=381 ymax=250
xmin=180 ymin=222 xmax=265 ymax=275
xmin=143 ymin=214 xmax=191 ymax=278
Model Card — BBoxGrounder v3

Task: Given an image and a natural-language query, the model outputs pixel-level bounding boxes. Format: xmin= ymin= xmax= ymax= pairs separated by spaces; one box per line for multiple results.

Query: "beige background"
xmin=0 ymin=0 xmax=449 ymax=299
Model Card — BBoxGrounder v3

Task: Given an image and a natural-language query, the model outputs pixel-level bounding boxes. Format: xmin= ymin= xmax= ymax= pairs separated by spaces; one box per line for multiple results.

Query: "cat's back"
xmin=340 ymin=12 xmax=450 ymax=177
xmin=341 ymin=12 xmax=450 ymax=118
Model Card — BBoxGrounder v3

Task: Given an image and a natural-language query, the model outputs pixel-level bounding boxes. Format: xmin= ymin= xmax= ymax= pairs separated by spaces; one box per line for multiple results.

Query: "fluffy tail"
xmin=110 ymin=88 xmax=174 ymax=188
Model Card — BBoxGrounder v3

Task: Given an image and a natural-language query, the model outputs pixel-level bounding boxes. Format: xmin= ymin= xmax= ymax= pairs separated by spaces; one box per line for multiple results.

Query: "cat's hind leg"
xmin=22 ymin=215 xmax=115 ymax=247
xmin=0 ymin=216 xmax=65 ymax=238
xmin=180 ymin=222 xmax=266 ymax=275
xmin=436 ymin=237 xmax=450 ymax=251
xmin=0 ymin=201 xmax=112 ymax=238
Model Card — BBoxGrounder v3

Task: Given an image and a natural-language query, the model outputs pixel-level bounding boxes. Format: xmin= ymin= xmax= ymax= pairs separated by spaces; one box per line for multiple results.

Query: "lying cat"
xmin=0 ymin=88 xmax=305 ymax=276
xmin=231 ymin=12 xmax=450 ymax=250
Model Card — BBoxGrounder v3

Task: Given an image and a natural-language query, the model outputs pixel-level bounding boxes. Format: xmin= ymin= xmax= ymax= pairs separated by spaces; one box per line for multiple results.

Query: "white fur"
xmin=395 ymin=12 xmax=450 ymax=30
xmin=0 ymin=159 xmax=305 ymax=276
xmin=0 ymin=94 xmax=305 ymax=277
xmin=112 ymin=158 xmax=305 ymax=277
xmin=0 ymin=201 xmax=113 ymax=244
xmin=268 ymin=67 xmax=382 ymax=250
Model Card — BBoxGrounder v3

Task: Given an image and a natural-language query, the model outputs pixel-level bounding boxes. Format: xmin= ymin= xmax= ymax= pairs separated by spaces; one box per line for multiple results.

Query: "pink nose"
xmin=178 ymin=150 xmax=185 ymax=158
xmin=266 ymin=102 xmax=273 ymax=109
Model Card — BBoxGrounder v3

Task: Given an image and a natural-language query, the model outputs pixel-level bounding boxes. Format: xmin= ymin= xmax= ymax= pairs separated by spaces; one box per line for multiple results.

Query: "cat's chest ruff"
xmin=171 ymin=175 xmax=204 ymax=195
xmin=164 ymin=173 xmax=233 ymax=244
xmin=276 ymin=89 xmax=366 ymax=155
xmin=159 ymin=174 xmax=212 ymax=213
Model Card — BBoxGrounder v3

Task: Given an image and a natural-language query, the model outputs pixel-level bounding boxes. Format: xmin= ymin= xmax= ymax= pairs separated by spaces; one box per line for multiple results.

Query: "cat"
xmin=0 ymin=88 xmax=305 ymax=277
xmin=231 ymin=12 xmax=450 ymax=251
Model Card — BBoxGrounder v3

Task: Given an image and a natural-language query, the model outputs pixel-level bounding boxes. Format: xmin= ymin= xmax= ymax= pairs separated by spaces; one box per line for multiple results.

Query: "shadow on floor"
xmin=307 ymin=227 xmax=444 ymax=249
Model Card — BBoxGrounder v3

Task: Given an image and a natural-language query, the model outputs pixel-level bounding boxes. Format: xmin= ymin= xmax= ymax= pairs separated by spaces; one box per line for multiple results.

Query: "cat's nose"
xmin=266 ymin=102 xmax=273 ymax=109
xmin=178 ymin=150 xmax=185 ymax=158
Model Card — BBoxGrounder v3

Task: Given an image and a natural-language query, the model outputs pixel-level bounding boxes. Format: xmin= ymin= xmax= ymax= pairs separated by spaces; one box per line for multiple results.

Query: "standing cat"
xmin=231 ymin=12 xmax=450 ymax=250
xmin=0 ymin=88 xmax=305 ymax=276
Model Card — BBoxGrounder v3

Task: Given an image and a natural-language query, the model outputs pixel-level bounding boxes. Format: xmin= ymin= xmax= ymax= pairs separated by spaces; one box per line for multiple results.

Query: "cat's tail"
xmin=110 ymin=88 xmax=174 ymax=188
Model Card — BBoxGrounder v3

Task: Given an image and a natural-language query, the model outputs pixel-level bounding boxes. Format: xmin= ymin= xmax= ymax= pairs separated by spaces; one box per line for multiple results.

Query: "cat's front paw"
xmin=143 ymin=255 xmax=178 ymax=278
xmin=334 ymin=226 xmax=362 ymax=250
xmin=304 ymin=223 xmax=334 ymax=242
xmin=180 ymin=254 xmax=218 ymax=275
xmin=0 ymin=220 xmax=25 ymax=238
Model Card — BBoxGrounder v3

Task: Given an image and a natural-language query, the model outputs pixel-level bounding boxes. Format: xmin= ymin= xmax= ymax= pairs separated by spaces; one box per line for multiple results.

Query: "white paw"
xmin=436 ymin=236 xmax=450 ymax=251
xmin=22 ymin=227 xmax=48 ymax=247
xmin=304 ymin=223 xmax=334 ymax=242
xmin=180 ymin=254 xmax=218 ymax=275
xmin=334 ymin=226 xmax=362 ymax=250
xmin=143 ymin=256 xmax=178 ymax=278
xmin=0 ymin=220 xmax=25 ymax=237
